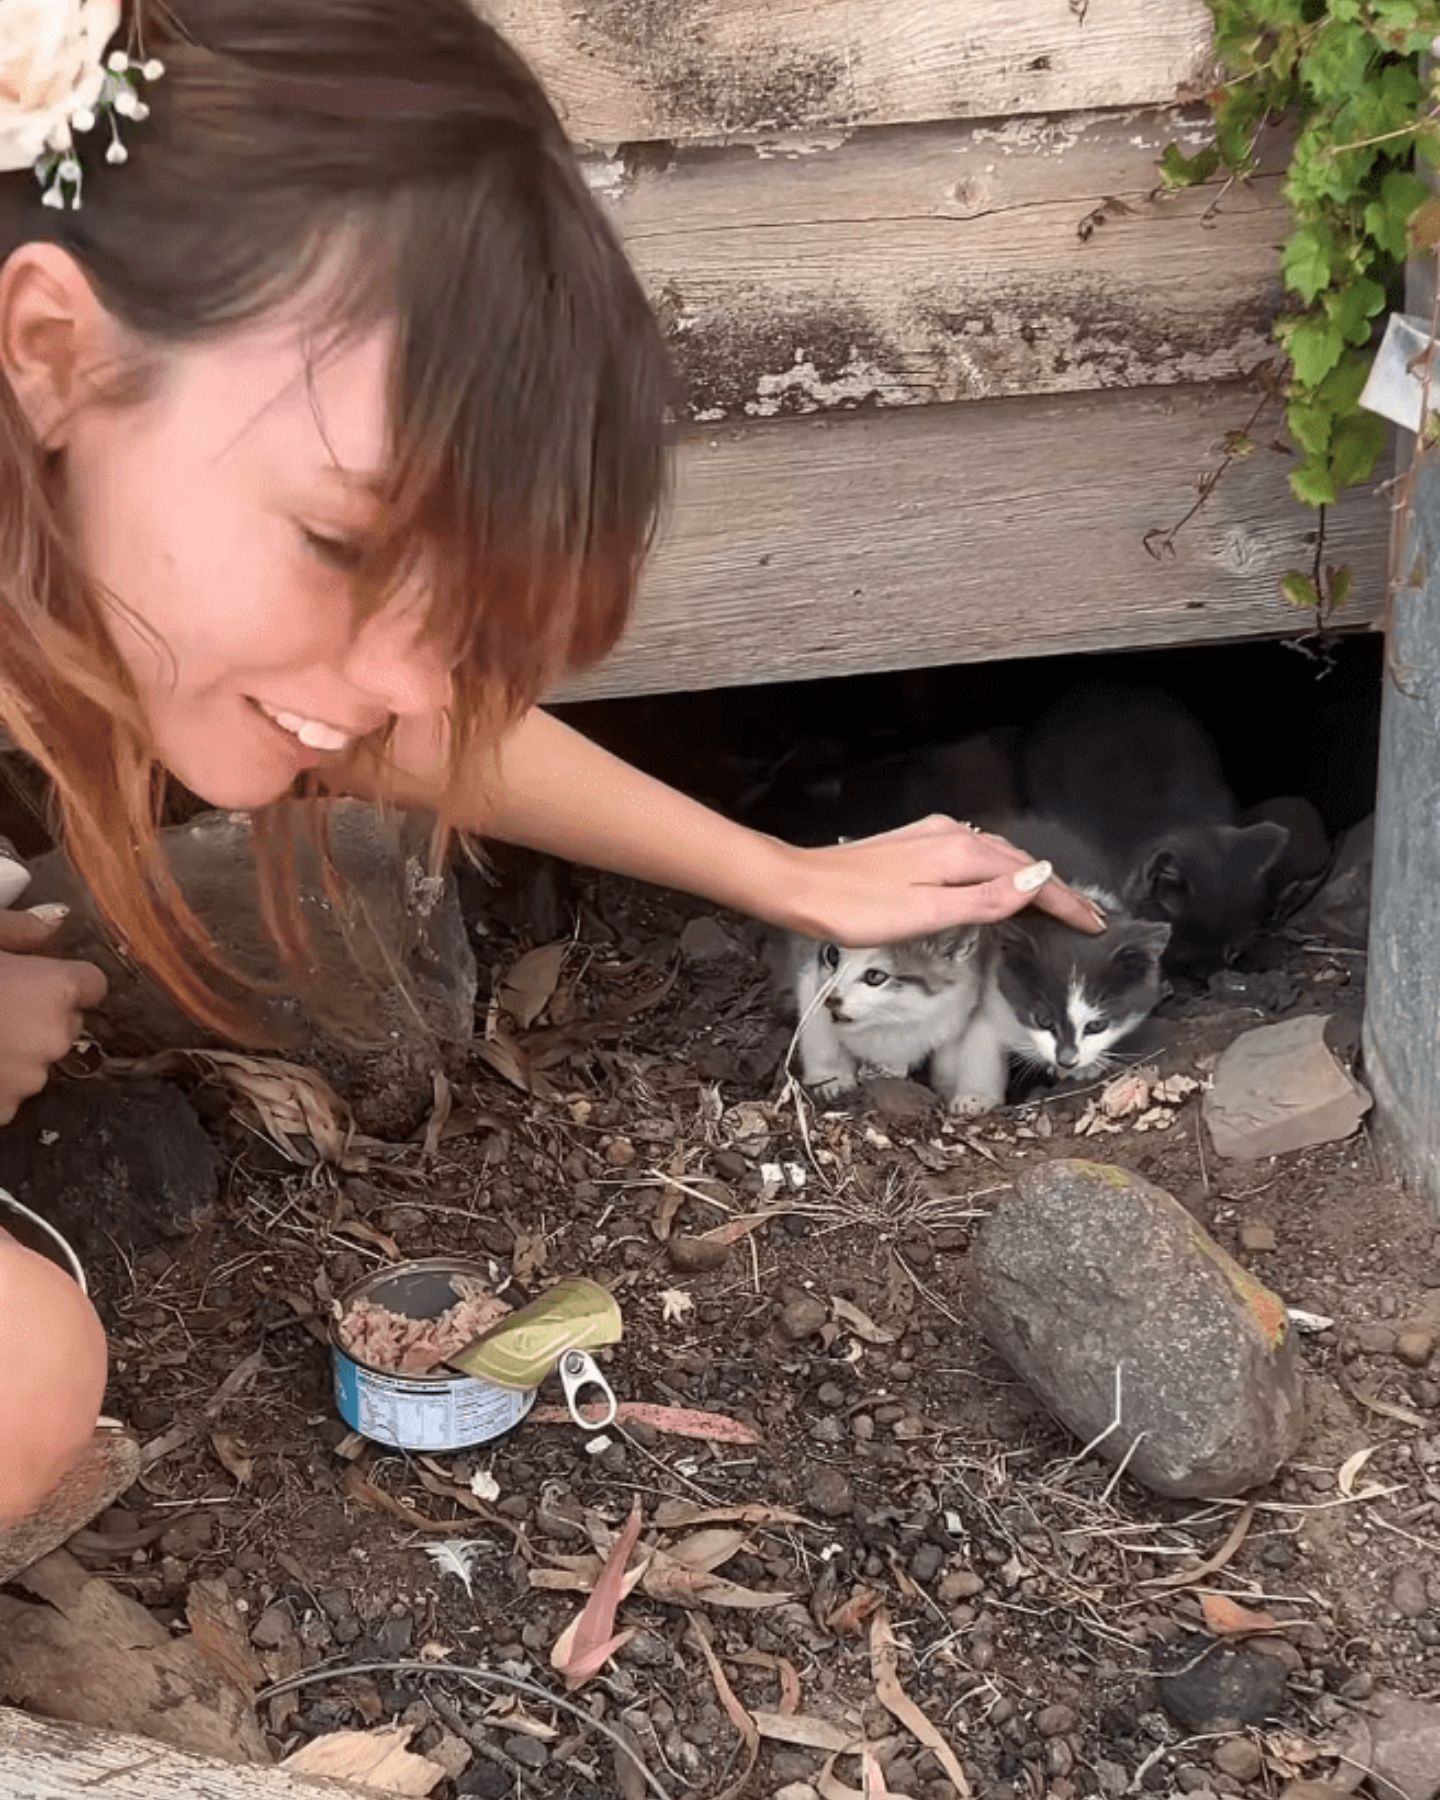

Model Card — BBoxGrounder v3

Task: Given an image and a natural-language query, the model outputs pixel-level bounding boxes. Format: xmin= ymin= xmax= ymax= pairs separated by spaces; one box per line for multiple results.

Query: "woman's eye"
xmin=820 ymin=943 xmax=841 ymax=971
xmin=300 ymin=525 xmax=365 ymax=572
xmin=1083 ymin=1018 xmax=1109 ymax=1036
xmin=862 ymin=969 xmax=889 ymax=987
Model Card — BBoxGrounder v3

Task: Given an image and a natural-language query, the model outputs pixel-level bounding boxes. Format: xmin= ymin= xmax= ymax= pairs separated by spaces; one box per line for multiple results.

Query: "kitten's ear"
xmin=1109 ymin=920 xmax=1171 ymax=977
xmin=936 ymin=927 xmax=980 ymax=963
xmin=1140 ymin=845 xmax=1187 ymax=899
xmin=1226 ymin=820 xmax=1290 ymax=883
xmin=996 ymin=919 xmax=1040 ymax=966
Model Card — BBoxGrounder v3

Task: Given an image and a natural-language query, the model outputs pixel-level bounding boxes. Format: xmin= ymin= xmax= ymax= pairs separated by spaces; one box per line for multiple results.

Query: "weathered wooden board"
xmin=596 ymin=111 xmax=1284 ymax=418
xmin=559 ymin=385 xmax=1386 ymax=700
xmin=488 ymin=0 xmax=1216 ymax=146
xmin=0 ymin=1709 xmax=331 ymax=1800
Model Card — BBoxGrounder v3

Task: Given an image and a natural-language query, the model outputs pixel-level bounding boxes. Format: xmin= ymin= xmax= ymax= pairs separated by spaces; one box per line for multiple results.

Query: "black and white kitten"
xmin=957 ymin=815 xmax=1171 ymax=1103
xmin=784 ymin=928 xmax=996 ymax=1110
xmin=1020 ymin=685 xmax=1289 ymax=974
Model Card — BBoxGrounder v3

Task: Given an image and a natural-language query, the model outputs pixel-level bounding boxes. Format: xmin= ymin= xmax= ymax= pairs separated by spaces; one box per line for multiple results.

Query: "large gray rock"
xmin=969 ymin=1159 xmax=1305 ymax=1499
xmin=27 ymin=803 xmax=477 ymax=1138
xmin=1204 ymin=1014 xmax=1371 ymax=1161
xmin=0 ymin=1078 xmax=220 ymax=1263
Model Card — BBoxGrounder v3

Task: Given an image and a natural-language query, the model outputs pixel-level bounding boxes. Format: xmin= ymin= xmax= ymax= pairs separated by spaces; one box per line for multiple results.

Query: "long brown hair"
xmin=0 ymin=0 xmax=668 ymax=1037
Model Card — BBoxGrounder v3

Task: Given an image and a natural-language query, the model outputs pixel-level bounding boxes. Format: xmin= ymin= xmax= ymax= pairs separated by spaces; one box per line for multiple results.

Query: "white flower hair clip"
xmin=0 ymin=0 xmax=164 ymax=212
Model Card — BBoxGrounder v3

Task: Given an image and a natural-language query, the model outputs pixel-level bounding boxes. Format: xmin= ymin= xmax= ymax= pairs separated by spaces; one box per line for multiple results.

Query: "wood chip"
xmin=753 ymin=1710 xmax=863 ymax=1753
xmin=284 ymin=1724 xmax=447 ymax=1796
xmin=831 ymin=1297 xmax=897 ymax=1344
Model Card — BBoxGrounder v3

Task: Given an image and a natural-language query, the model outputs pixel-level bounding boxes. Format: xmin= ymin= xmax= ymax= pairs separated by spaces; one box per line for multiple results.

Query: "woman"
xmin=0 ymin=0 xmax=1100 ymax=1555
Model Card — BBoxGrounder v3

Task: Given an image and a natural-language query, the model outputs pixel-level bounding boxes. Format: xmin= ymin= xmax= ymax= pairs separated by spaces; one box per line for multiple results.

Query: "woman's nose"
xmin=341 ymin=610 xmax=454 ymax=720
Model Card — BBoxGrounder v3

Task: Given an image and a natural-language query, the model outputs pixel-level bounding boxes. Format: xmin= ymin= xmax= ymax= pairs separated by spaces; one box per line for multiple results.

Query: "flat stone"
xmin=27 ymin=801 xmax=477 ymax=1139
xmin=1158 ymin=1644 xmax=1289 ymax=1732
xmin=810 ymin=1467 xmax=854 ymax=1519
xmin=969 ymin=1160 xmax=1304 ymax=1499
xmin=1239 ymin=1222 xmax=1277 ymax=1253
xmin=0 ymin=1077 xmax=220 ymax=1262
xmin=250 ymin=1603 xmax=296 ymax=1651
xmin=1398 ymin=1328 xmax=1437 ymax=1368
xmin=1294 ymin=816 xmax=1373 ymax=950
xmin=1368 ymin=1690 xmax=1440 ymax=1800
xmin=1204 ymin=1015 xmax=1371 ymax=1161
xmin=862 ymin=1075 xmax=937 ymax=1123
xmin=503 ymin=1735 xmax=549 ymax=1771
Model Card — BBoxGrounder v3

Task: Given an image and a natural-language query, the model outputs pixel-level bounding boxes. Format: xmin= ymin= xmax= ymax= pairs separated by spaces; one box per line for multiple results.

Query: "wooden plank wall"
xmin=479 ymin=1 xmax=1389 ymax=699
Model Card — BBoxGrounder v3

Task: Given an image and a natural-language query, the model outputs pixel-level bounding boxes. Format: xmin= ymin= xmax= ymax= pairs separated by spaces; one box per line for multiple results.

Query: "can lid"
xmin=445 ymin=1276 xmax=622 ymax=1389
xmin=0 ymin=1187 xmax=87 ymax=1293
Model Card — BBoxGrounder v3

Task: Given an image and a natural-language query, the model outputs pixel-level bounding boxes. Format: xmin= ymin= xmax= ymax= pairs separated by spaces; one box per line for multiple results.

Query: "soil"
xmin=46 ymin=866 xmax=1440 ymax=1800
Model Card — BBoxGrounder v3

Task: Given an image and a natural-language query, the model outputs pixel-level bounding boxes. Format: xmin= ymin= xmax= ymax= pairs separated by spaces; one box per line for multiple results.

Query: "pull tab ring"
xmin=560 ymin=1349 xmax=618 ymax=1430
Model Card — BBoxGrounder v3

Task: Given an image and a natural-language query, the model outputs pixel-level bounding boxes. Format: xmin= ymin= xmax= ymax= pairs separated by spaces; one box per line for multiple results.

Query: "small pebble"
xmin=1354 ymin=1323 xmax=1397 ymax=1357
xmin=939 ymin=1569 xmax=984 ymax=1603
xmin=1035 ymin=1704 xmax=1077 ymax=1737
xmin=779 ymin=1295 xmax=828 ymax=1342
xmin=1391 ymin=1567 xmax=1429 ymax=1619
xmin=851 ymin=1414 xmax=875 ymax=1442
xmin=503 ymin=1735 xmax=549 ymax=1771
xmin=249 ymin=1603 xmax=295 ymax=1651
xmin=816 ymin=1381 xmax=846 ymax=1409
xmin=1238 ymin=1222 xmax=1276 ymax=1253
xmin=1212 ymin=1739 xmax=1263 ymax=1783
xmin=810 ymin=1467 xmax=854 ymax=1519
xmin=910 ymin=1544 xmax=944 ymax=1584
xmin=604 ymin=1137 xmax=637 ymax=1168
xmin=1398 ymin=1328 xmax=1436 ymax=1368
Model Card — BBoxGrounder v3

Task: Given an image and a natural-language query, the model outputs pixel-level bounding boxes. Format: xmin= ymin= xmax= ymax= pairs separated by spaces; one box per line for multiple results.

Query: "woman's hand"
xmin=0 ymin=910 xmax=107 ymax=1124
xmin=763 ymin=816 xmax=1107 ymax=945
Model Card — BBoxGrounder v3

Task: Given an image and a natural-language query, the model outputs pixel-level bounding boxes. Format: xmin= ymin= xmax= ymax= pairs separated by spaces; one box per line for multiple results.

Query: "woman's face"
xmin=60 ymin=310 xmax=454 ymax=808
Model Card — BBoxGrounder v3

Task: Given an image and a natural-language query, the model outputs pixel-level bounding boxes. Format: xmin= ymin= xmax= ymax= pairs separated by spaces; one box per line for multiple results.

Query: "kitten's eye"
xmin=1083 ymin=1018 xmax=1109 ymax=1036
xmin=1033 ymin=1012 xmax=1055 ymax=1033
xmin=820 ymin=943 xmax=841 ymax=971
xmin=862 ymin=969 xmax=889 ymax=988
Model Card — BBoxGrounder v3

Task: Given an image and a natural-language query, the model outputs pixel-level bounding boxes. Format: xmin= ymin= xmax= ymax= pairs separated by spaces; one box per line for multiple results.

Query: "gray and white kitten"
xmin=785 ymin=928 xmax=996 ymax=1110
xmin=957 ymin=816 xmax=1172 ymax=1105
xmin=1020 ymin=685 xmax=1289 ymax=974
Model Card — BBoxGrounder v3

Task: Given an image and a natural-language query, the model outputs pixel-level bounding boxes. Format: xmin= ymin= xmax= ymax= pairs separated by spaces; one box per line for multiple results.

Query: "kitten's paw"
xmin=947 ymin=1092 xmax=996 ymax=1120
xmin=810 ymin=1075 xmax=857 ymax=1103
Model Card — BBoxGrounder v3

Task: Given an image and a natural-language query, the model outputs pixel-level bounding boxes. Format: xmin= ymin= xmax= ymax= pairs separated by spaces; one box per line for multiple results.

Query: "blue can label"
xmin=333 ymin=1351 xmax=535 ymax=1452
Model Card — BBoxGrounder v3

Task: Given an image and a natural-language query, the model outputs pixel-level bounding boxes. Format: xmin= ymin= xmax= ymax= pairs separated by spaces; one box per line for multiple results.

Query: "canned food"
xmin=331 ymin=1259 xmax=535 ymax=1452
xmin=0 ymin=1186 xmax=86 ymax=1292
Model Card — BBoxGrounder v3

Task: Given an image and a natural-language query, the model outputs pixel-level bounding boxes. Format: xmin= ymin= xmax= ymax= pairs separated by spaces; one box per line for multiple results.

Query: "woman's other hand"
xmin=0 ymin=909 xmax=107 ymax=1124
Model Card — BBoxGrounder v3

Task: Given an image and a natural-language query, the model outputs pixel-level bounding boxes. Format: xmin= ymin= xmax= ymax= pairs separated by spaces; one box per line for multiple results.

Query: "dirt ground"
xmin=65 ymin=864 xmax=1440 ymax=1800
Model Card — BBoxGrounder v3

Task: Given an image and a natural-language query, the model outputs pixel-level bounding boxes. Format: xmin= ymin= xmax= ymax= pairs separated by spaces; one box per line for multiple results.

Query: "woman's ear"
xmin=0 ymin=244 xmax=111 ymax=449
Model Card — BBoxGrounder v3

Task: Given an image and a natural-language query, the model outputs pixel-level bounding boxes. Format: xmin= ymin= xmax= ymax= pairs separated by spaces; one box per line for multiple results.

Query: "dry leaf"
xmin=528 ymin=1401 xmax=763 ymax=1444
xmin=135 ymin=1050 xmax=363 ymax=1168
xmin=1345 ymin=1375 xmax=1429 ymax=1429
xmin=688 ymin=1617 xmax=759 ymax=1800
xmin=511 ymin=1227 xmax=549 ymax=1286
xmin=831 ymin=1298 xmax=896 ymax=1345
xmin=1200 ymin=1592 xmax=1280 ymax=1636
xmin=652 ymin=1501 xmax=808 ymax=1530
xmin=1339 ymin=1445 xmax=1379 ymax=1497
xmin=418 ymin=1070 xmax=453 ymax=1158
xmin=1141 ymin=1503 xmax=1255 ymax=1591
xmin=819 ymin=1750 xmax=912 ymax=1800
xmin=474 ymin=1030 xmax=548 ymax=1096
xmin=209 ymin=1433 xmax=254 ymax=1488
xmin=827 ymin=1584 xmax=884 ymax=1636
xmin=753 ymin=1710 xmax=863 ymax=1753
xmin=343 ymin=1466 xmax=489 ymax=1537
xmin=870 ymin=1607 xmax=971 ymax=1796
xmin=653 ymin=1185 xmax=686 ymax=1241
xmin=284 ymin=1724 xmax=446 ymax=1796
xmin=661 ymin=1527 xmax=748 ymax=1572
xmin=499 ymin=942 xmax=568 ymax=1029
xmin=335 ymin=1218 xmax=402 ymax=1262
xmin=698 ymin=1210 xmax=783 ymax=1248
xmin=642 ymin=1548 xmax=791 ymax=1610
xmin=660 ymin=1288 xmax=695 ymax=1326
xmin=206 ymin=1348 xmax=266 ymax=1417
xmin=733 ymin=1648 xmax=802 ymax=1714
xmin=551 ymin=1500 xmax=645 ymax=1688
xmin=0 ymin=1550 xmax=267 ymax=1763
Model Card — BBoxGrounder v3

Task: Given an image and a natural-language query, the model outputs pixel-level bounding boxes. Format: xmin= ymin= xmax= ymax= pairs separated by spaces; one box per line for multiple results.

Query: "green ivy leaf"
xmin=1281 ymin=221 xmax=1339 ymax=302
xmin=1365 ymin=168 xmax=1433 ymax=259
xmin=1327 ymin=564 xmax=1355 ymax=612
xmin=1286 ymin=396 xmax=1336 ymax=457
xmin=1316 ymin=350 xmax=1374 ymax=413
xmin=1329 ymin=409 xmax=1388 ymax=487
xmin=1324 ymin=277 xmax=1388 ymax=345
xmin=1284 ymin=315 xmax=1346 ymax=387
xmin=1290 ymin=459 xmax=1340 ymax=507
xmin=1158 ymin=142 xmax=1221 ymax=190
xmin=1281 ymin=571 xmax=1323 ymax=608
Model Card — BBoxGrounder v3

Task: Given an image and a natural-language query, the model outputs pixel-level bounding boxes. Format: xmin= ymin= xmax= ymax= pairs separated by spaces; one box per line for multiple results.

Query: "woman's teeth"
xmin=256 ymin=702 xmax=353 ymax=753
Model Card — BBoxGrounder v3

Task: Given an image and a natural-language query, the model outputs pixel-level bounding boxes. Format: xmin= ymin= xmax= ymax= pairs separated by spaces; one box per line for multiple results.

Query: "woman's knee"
xmin=0 ymin=1233 xmax=107 ymax=1523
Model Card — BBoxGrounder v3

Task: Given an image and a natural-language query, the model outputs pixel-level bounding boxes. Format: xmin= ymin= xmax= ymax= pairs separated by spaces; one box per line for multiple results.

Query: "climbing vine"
xmin=1164 ymin=0 xmax=1440 ymax=609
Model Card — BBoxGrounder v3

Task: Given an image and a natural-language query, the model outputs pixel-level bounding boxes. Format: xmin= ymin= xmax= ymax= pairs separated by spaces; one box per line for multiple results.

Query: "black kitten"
xmin=1019 ymin=685 xmax=1290 ymax=974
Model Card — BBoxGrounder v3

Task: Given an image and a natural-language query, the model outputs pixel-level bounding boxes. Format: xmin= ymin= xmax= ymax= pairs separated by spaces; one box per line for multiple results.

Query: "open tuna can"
xmin=331 ymin=1261 xmax=623 ymax=1454
xmin=0 ymin=1186 xmax=86 ymax=1293
xmin=332 ymin=1259 xmax=537 ymax=1453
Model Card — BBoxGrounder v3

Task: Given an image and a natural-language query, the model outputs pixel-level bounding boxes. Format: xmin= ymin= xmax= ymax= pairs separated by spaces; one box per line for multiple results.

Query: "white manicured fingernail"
xmin=1013 ymin=861 xmax=1053 ymax=894
xmin=0 ymin=857 xmax=30 ymax=909
xmin=27 ymin=902 xmax=69 ymax=924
